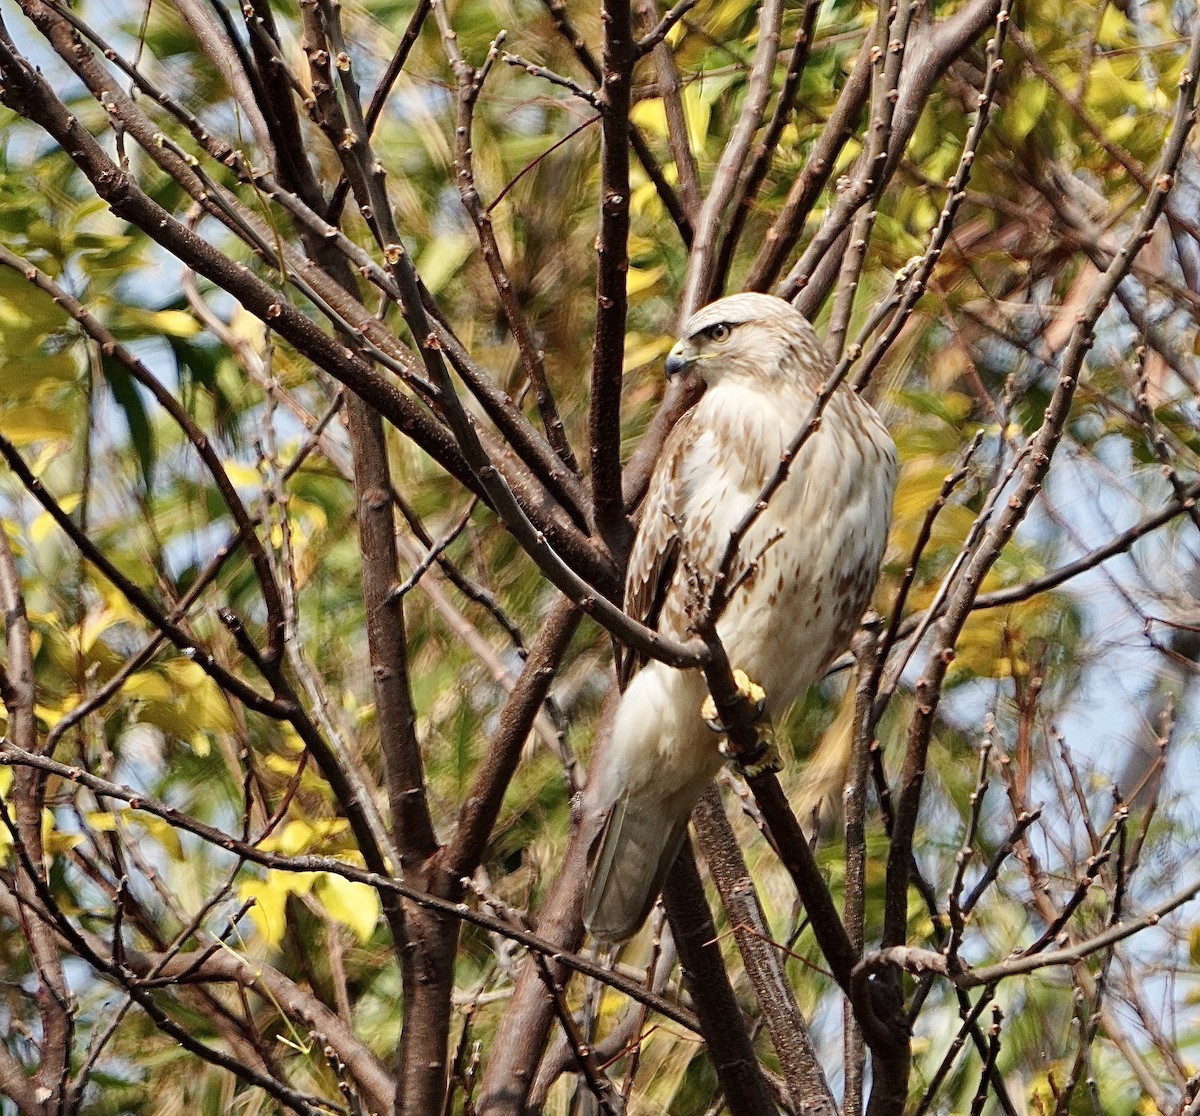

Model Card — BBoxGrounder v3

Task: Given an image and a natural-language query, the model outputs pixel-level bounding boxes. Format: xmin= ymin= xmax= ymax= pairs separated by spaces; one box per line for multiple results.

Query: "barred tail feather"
xmin=584 ymin=790 xmax=691 ymax=943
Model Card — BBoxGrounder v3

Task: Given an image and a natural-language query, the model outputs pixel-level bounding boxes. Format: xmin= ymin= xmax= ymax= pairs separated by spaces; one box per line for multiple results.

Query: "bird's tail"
xmin=583 ymin=789 xmax=691 ymax=943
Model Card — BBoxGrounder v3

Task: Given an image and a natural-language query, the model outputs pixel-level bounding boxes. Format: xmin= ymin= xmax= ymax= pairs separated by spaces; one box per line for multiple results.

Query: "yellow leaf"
xmin=630 ymin=98 xmax=668 ymax=138
xmin=626 ymin=265 xmax=665 ymax=297
xmin=631 ymin=84 xmax=710 ymax=153
xmin=30 ymin=494 xmax=80 ymax=545
xmin=129 ymin=813 xmax=184 ymax=861
xmin=260 ymin=817 xmax=350 ymax=855
xmin=1097 ymin=5 xmax=1131 ymax=45
xmin=709 ymin=0 xmax=756 ymax=37
xmin=279 ymin=819 xmax=316 ymax=856
xmin=289 ymin=496 xmax=328 ymax=536
xmin=86 ymin=811 xmax=117 ymax=832
xmin=1105 ymin=115 xmax=1138 ymax=143
xmin=77 ymin=606 xmax=124 ymax=654
xmin=187 ymin=731 xmax=210 ymax=758
xmin=265 ymin=753 xmax=300 ymax=777
xmin=417 ymin=235 xmax=474 ymax=297
xmin=185 ymin=679 xmax=235 ymax=733
xmin=1 ymin=404 xmax=72 ymax=446
xmin=42 ymin=808 xmax=81 ymax=855
xmin=1007 ymin=78 xmax=1048 ymax=141
xmin=221 ymin=461 xmax=261 ymax=488
xmin=892 ymin=458 xmax=952 ymax=525
xmin=834 ymin=138 xmax=861 ymax=176
xmin=0 ymin=769 xmax=10 ymax=864
xmin=681 ymin=83 xmax=711 ymax=153
xmin=316 ymin=872 xmax=380 ymax=944
xmin=124 ymin=670 xmax=175 ymax=703
xmin=624 ymin=334 xmax=673 ymax=372
xmin=1087 ymin=57 xmax=1151 ymax=114
xmin=239 ymin=869 xmax=319 ymax=948
xmin=124 ymin=308 xmax=201 ymax=338
xmin=629 ymin=178 xmax=666 ymax=222
xmin=239 ymin=877 xmax=289 ymax=948
xmin=165 ymin=659 xmax=235 ymax=733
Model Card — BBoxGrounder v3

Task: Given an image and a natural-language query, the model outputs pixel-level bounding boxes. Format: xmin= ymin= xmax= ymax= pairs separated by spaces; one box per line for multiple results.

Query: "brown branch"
xmin=661 ymin=842 xmax=779 ymax=1116
xmin=540 ymin=0 xmax=694 ymax=246
xmin=168 ymin=0 xmax=274 ymax=158
xmin=0 ymin=519 xmax=72 ymax=1110
xmin=692 ymin=787 xmax=837 ymax=1116
xmin=529 ymin=952 xmax=622 ymax=1115
xmin=0 ymin=743 xmax=702 ymax=1032
xmin=589 ymin=0 xmax=636 ymax=558
xmin=843 ymin=624 xmax=881 ymax=1116
xmin=444 ymin=598 xmax=581 ymax=879
xmin=120 ymin=947 xmax=394 ymax=1115
xmin=240 ymin=0 xmax=319 ymax=213
xmin=712 ymin=4 xmax=822 ymax=295
xmin=969 ymin=1008 xmax=1004 ymax=1116
xmin=474 ymin=691 xmax=622 ymax=1116
xmin=326 ymin=0 xmax=433 ymax=225
xmin=638 ymin=0 xmax=701 ymax=221
xmin=826 ymin=0 xmax=919 ymax=359
xmin=442 ymin=27 xmax=580 ymax=474
xmin=776 ymin=0 xmax=919 ymax=313
xmin=635 ymin=0 xmax=698 ymax=55
xmin=501 ymin=50 xmax=601 ymax=106
xmin=847 ymin=0 xmax=1013 ymax=389
xmin=873 ymin=27 xmax=1200 ymax=1111
xmin=760 ymin=0 xmax=1004 ymax=304
xmin=0 ymin=244 xmax=286 ymax=666
xmin=472 ymin=859 xmax=589 ymax=1114
xmin=0 ymin=1040 xmax=44 ymax=1116
xmin=348 ymin=394 xmax=437 ymax=862
xmin=680 ymin=0 xmax=783 ymax=314
xmin=745 ymin=36 xmax=873 ymax=292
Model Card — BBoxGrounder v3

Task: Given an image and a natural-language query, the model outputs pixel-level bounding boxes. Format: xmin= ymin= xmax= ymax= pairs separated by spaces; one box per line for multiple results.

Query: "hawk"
xmin=584 ymin=292 xmax=898 ymax=942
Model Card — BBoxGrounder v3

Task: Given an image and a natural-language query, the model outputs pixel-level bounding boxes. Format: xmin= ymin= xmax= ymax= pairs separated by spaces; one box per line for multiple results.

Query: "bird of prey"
xmin=584 ymin=292 xmax=898 ymax=943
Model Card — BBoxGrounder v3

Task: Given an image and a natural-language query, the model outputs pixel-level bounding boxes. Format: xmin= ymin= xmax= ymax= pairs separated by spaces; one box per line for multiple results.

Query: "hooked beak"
xmin=664 ymin=341 xmax=692 ymax=379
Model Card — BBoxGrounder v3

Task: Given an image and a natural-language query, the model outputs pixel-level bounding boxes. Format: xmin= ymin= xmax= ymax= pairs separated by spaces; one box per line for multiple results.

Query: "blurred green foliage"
xmin=0 ymin=0 xmax=1197 ymax=1112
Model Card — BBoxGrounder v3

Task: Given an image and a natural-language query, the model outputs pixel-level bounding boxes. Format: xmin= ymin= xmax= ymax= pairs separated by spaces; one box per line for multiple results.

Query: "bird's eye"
xmin=708 ymin=323 xmax=732 ymax=343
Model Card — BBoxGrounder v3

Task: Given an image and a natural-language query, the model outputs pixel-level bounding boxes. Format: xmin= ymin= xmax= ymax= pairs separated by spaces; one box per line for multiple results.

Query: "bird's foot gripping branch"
xmin=701 ymin=668 xmax=783 ymax=776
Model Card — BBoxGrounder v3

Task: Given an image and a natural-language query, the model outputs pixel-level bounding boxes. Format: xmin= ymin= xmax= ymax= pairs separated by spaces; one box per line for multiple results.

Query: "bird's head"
xmin=664 ymin=292 xmax=830 ymax=389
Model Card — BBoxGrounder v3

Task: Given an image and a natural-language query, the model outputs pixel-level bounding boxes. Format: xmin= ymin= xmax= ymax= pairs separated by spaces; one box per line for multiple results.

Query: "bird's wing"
xmin=584 ymin=787 xmax=692 ymax=942
xmin=616 ymin=414 xmax=695 ymax=687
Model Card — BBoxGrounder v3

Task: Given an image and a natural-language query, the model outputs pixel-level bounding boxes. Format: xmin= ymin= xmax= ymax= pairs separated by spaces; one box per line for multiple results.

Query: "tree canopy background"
xmin=1 ymin=0 xmax=1199 ymax=1114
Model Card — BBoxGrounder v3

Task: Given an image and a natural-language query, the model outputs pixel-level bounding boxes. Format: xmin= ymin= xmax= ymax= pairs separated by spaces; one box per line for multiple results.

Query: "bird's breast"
xmin=677 ymin=383 xmax=896 ymax=711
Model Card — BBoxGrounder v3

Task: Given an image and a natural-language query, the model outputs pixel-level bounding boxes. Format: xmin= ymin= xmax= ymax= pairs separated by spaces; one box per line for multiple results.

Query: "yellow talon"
xmin=734 ymin=669 xmax=766 ymax=709
xmin=701 ymin=671 xmax=781 ymax=775
xmin=700 ymin=670 xmax=768 ymax=732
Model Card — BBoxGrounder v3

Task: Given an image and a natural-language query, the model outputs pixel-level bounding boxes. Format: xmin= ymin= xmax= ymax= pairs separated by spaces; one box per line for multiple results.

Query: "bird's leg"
xmin=700 ymin=669 xmax=782 ymax=777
